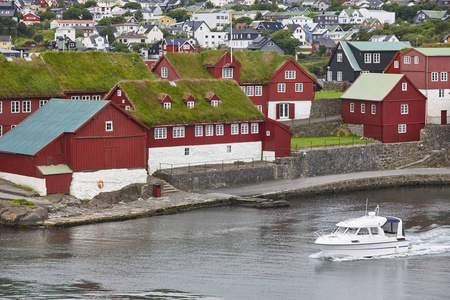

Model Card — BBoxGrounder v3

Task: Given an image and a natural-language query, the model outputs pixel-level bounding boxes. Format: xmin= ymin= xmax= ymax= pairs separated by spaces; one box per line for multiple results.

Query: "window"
xmin=11 ymin=101 xmax=20 ymax=113
xmin=161 ymin=67 xmax=168 ymax=78
xmin=280 ymin=103 xmax=289 ymax=118
xmin=401 ymin=104 xmax=409 ymax=114
xmin=439 ymin=89 xmax=445 ymax=97
xmin=22 ymin=101 xmax=31 ymax=113
xmin=117 ymin=89 xmax=122 ymax=96
xmin=71 ymin=96 xmax=80 ymax=100
xmin=92 ymin=95 xmax=100 ymax=100
xmin=154 ymin=128 xmax=167 ymax=139
xmin=0 ymin=101 xmax=2 ymax=113
xmin=350 ymin=103 xmax=354 ymax=113
xmin=173 ymin=126 xmax=185 ymax=138
xmin=278 ymin=83 xmax=286 ymax=93
xmin=125 ymin=106 xmax=131 ymax=111
xmin=246 ymin=86 xmax=254 ymax=96
xmin=255 ymin=105 xmax=262 ymax=112
xmin=185 ymin=148 xmax=190 ymax=155
xmin=398 ymin=124 xmax=406 ymax=133
xmin=327 ymin=70 xmax=332 ymax=81
xmin=337 ymin=71 xmax=342 ymax=82
xmin=231 ymin=124 xmax=239 ymax=135
xmin=402 ymin=83 xmax=407 ymax=91
xmin=285 ymin=70 xmax=296 ymax=79
xmin=205 ymin=125 xmax=213 ymax=136
xmin=195 ymin=125 xmax=203 ymax=137
xmin=361 ymin=103 xmax=365 ymax=114
xmin=371 ymin=104 xmax=376 ymax=115
xmin=441 ymin=72 xmax=447 ymax=82
xmin=0 ymin=125 xmax=2 ymax=136
xmin=241 ymin=123 xmax=249 ymax=134
xmin=295 ymin=83 xmax=303 ymax=92
xmin=431 ymin=72 xmax=438 ymax=81
xmin=240 ymin=86 xmax=245 ymax=93
xmin=414 ymin=56 xmax=419 ymax=64
xmin=394 ymin=61 xmax=399 ymax=68
xmin=211 ymin=100 xmax=218 ymax=107
xmin=364 ymin=53 xmax=371 ymax=64
xmin=187 ymin=101 xmax=194 ymax=109
xmin=11 ymin=125 xmax=16 ymax=129
xmin=337 ymin=53 xmax=342 ymax=62
xmin=216 ymin=124 xmax=224 ymax=136
xmin=373 ymin=53 xmax=380 ymax=63
xmin=222 ymin=68 xmax=233 ymax=78
xmin=404 ymin=56 xmax=411 ymax=64
xmin=105 ymin=121 xmax=113 ymax=131
xmin=227 ymin=145 xmax=231 ymax=153
xmin=252 ymin=86 xmax=262 ymax=97
xmin=251 ymin=123 xmax=259 ymax=134
xmin=163 ymin=102 xmax=171 ymax=109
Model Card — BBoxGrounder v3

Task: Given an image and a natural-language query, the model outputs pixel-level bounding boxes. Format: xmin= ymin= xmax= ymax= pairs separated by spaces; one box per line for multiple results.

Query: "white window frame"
xmin=361 ymin=103 xmax=365 ymax=114
xmin=0 ymin=125 xmax=2 ymax=136
xmin=327 ymin=70 xmax=332 ymax=81
xmin=216 ymin=124 xmax=224 ymax=136
xmin=255 ymin=86 xmax=262 ymax=96
xmin=441 ymin=72 xmax=447 ymax=82
xmin=125 ymin=106 xmax=131 ymax=111
xmin=205 ymin=125 xmax=214 ymax=136
xmin=350 ymin=103 xmax=354 ymax=113
xmin=11 ymin=101 xmax=20 ymax=113
xmin=414 ymin=56 xmax=419 ymax=64
xmin=161 ymin=67 xmax=168 ymax=78
xmin=173 ymin=126 xmax=185 ymax=138
xmin=439 ymin=89 xmax=445 ymax=97
xmin=39 ymin=100 xmax=48 ymax=108
xmin=246 ymin=86 xmax=254 ymax=96
xmin=211 ymin=100 xmax=218 ymax=107
xmin=154 ymin=128 xmax=167 ymax=139
xmin=195 ymin=125 xmax=203 ymax=137
xmin=337 ymin=53 xmax=342 ymax=62
xmin=22 ymin=101 xmax=31 ymax=113
xmin=404 ymin=56 xmax=411 ymax=64
xmin=82 ymin=95 xmax=90 ymax=100
xmin=285 ymin=70 xmax=296 ymax=79
xmin=240 ymin=86 xmax=245 ymax=93
xmin=222 ymin=68 xmax=233 ymax=78
xmin=255 ymin=105 xmax=262 ymax=112
xmin=371 ymin=104 xmax=376 ymax=115
xmin=431 ymin=72 xmax=438 ymax=81
xmin=231 ymin=124 xmax=239 ymax=135
xmin=187 ymin=101 xmax=195 ymax=109
xmin=92 ymin=95 xmax=100 ymax=101
xmin=163 ymin=102 xmax=171 ymax=109
xmin=295 ymin=83 xmax=303 ymax=92
xmin=241 ymin=123 xmax=249 ymax=134
xmin=400 ymin=104 xmax=408 ymax=115
xmin=402 ymin=83 xmax=407 ymax=91
xmin=278 ymin=83 xmax=286 ymax=93
xmin=117 ymin=89 xmax=122 ymax=96
xmin=71 ymin=96 xmax=80 ymax=100
xmin=0 ymin=101 xmax=2 ymax=113
xmin=251 ymin=123 xmax=259 ymax=134
xmin=394 ymin=61 xmax=399 ymax=68
xmin=337 ymin=71 xmax=342 ymax=82
xmin=185 ymin=148 xmax=189 ymax=155
xmin=373 ymin=53 xmax=380 ymax=64
xmin=280 ymin=103 xmax=289 ymax=118
xmin=105 ymin=121 xmax=113 ymax=132
xmin=364 ymin=53 xmax=371 ymax=64
xmin=398 ymin=124 xmax=406 ymax=133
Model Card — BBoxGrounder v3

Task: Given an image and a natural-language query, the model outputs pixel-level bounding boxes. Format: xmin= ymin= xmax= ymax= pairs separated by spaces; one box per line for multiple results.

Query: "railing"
xmin=291 ymin=137 xmax=374 ymax=151
xmin=278 ymin=115 xmax=342 ymax=127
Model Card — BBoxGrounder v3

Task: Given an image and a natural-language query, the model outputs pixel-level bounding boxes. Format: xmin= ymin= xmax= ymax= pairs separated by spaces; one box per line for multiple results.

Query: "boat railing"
xmin=314 ymin=230 xmax=326 ymax=239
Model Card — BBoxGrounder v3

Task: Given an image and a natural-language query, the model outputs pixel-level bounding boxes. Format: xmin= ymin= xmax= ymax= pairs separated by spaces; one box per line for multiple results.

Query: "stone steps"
xmin=161 ymin=181 xmax=179 ymax=194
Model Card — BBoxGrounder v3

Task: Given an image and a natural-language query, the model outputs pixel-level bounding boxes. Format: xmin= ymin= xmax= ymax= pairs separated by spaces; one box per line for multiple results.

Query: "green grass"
xmin=166 ymin=53 xmax=214 ymax=79
xmin=315 ymin=90 xmax=344 ymax=99
xmin=291 ymin=136 xmax=376 ymax=149
xmin=42 ymin=52 xmax=156 ymax=92
xmin=121 ymin=79 xmax=264 ymax=127
xmin=10 ymin=199 xmax=36 ymax=206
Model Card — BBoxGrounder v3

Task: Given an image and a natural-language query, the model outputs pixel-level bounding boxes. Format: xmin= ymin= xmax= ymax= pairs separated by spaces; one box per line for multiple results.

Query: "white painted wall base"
xmin=0 ymin=171 xmax=47 ymax=196
xmin=268 ymin=100 xmax=312 ymax=121
xmin=70 ymin=168 xmax=148 ymax=200
xmin=420 ymin=89 xmax=450 ymax=124
xmin=148 ymin=141 xmax=262 ymax=173
xmin=262 ymin=151 xmax=276 ymax=162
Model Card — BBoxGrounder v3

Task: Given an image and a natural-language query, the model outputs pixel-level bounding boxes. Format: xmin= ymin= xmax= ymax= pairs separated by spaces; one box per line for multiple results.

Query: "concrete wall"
xmin=0 ymin=172 xmax=46 ymax=196
xmin=290 ymin=120 xmax=342 ymax=137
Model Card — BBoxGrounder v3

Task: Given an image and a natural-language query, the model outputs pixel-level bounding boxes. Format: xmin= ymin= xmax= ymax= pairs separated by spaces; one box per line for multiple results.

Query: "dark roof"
xmin=258 ymin=21 xmax=284 ymax=32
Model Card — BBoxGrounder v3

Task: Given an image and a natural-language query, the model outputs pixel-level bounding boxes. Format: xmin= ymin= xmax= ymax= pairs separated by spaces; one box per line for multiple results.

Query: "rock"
xmin=117 ymin=183 xmax=143 ymax=202
xmin=21 ymin=206 xmax=48 ymax=224
xmin=89 ymin=191 xmax=118 ymax=208
xmin=255 ymin=199 xmax=290 ymax=209
xmin=142 ymin=184 xmax=153 ymax=199
xmin=0 ymin=203 xmax=27 ymax=225
xmin=46 ymin=194 xmax=64 ymax=203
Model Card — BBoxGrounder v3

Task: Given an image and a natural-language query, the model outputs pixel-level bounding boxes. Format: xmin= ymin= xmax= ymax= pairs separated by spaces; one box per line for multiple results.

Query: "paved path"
xmin=198 ymin=168 xmax=450 ymax=197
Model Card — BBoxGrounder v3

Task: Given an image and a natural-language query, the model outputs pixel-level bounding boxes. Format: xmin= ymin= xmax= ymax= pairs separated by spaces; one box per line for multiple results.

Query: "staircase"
xmin=161 ymin=180 xmax=179 ymax=194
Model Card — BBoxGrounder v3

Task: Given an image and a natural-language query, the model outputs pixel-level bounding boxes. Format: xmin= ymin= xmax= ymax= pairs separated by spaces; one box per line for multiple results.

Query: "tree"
xmin=123 ymin=2 xmax=142 ymax=9
xmin=135 ymin=9 xmax=143 ymax=21
xmin=166 ymin=9 xmax=189 ymax=22
xmin=81 ymin=9 xmax=93 ymax=20
xmin=113 ymin=42 xmax=130 ymax=53
xmin=38 ymin=11 xmax=56 ymax=21
xmin=205 ymin=1 xmax=214 ymax=8
xmin=34 ymin=34 xmax=43 ymax=43
xmin=83 ymin=0 xmax=97 ymax=8
xmin=233 ymin=17 xmax=252 ymax=27
xmin=99 ymin=24 xmax=115 ymax=44
xmin=254 ymin=12 xmax=264 ymax=21
xmin=62 ymin=8 xmax=83 ymax=20
xmin=97 ymin=16 xmax=125 ymax=26
xmin=271 ymin=29 xmax=300 ymax=56
xmin=17 ymin=22 xmax=27 ymax=36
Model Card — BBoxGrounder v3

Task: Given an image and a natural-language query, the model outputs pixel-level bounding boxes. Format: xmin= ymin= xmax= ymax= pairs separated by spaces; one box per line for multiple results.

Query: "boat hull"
xmin=316 ymin=239 xmax=409 ymax=258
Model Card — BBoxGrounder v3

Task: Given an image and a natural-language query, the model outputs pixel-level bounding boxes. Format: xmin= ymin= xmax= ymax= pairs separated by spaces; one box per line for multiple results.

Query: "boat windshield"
xmin=356 ymin=228 xmax=370 ymax=235
xmin=332 ymin=227 xmax=346 ymax=234
xmin=382 ymin=219 xmax=400 ymax=235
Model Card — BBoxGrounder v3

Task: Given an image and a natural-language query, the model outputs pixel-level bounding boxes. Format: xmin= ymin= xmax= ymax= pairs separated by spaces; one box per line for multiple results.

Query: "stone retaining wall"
xmin=310 ymin=98 xmax=341 ymax=118
xmin=420 ymin=125 xmax=450 ymax=150
xmin=290 ymin=120 xmax=342 ymax=137
xmin=322 ymin=81 xmax=349 ymax=92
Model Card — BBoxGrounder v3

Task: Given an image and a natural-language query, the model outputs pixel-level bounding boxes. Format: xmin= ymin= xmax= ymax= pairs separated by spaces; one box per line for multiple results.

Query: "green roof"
xmin=0 ymin=99 xmax=108 ymax=155
xmin=118 ymin=79 xmax=264 ymax=127
xmin=414 ymin=48 xmax=450 ymax=56
xmin=340 ymin=73 xmax=404 ymax=101
xmin=0 ymin=56 xmax=64 ymax=99
xmin=42 ymin=52 xmax=156 ymax=93
xmin=421 ymin=10 xmax=447 ymax=19
xmin=347 ymin=41 xmax=412 ymax=51
xmin=165 ymin=52 xmax=214 ymax=79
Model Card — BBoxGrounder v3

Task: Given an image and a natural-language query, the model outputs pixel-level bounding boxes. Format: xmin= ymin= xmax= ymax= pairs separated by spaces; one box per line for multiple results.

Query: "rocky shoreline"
xmin=0 ymin=170 xmax=449 ymax=228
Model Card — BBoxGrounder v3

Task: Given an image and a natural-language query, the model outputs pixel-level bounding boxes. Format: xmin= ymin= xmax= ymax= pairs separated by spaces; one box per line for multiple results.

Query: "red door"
xmin=441 ymin=110 xmax=447 ymax=125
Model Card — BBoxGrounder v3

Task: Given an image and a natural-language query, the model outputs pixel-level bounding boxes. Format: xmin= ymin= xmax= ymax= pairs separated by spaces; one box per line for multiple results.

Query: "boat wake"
xmin=310 ymin=225 xmax=450 ymax=261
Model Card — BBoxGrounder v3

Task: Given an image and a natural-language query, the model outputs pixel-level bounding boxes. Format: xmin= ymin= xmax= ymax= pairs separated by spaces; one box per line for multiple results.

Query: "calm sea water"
xmin=0 ymin=186 xmax=449 ymax=300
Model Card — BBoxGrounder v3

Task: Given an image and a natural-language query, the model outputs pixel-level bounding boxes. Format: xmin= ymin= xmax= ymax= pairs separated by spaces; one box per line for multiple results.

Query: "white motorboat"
xmin=314 ymin=206 xmax=409 ymax=258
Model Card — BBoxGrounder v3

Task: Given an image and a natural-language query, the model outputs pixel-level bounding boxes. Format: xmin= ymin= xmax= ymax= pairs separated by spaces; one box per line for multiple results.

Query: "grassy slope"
xmin=165 ymin=53 xmax=213 ymax=79
xmin=42 ymin=52 xmax=156 ymax=92
xmin=120 ymin=79 xmax=264 ymax=127
xmin=291 ymin=136 xmax=376 ymax=148
xmin=0 ymin=56 xmax=63 ymax=98
xmin=315 ymin=90 xmax=344 ymax=99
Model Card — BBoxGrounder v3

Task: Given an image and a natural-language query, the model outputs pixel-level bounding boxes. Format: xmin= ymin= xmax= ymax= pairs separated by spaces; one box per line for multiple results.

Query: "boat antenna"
xmin=375 ymin=205 xmax=380 ymax=216
xmin=365 ymin=198 xmax=369 ymax=216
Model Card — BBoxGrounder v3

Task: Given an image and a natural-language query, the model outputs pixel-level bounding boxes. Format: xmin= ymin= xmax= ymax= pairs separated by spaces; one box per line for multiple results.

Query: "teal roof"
xmin=421 ymin=10 xmax=447 ymax=19
xmin=414 ymin=48 xmax=450 ymax=56
xmin=0 ymin=99 xmax=109 ymax=156
xmin=347 ymin=41 xmax=411 ymax=51
xmin=340 ymin=73 xmax=404 ymax=101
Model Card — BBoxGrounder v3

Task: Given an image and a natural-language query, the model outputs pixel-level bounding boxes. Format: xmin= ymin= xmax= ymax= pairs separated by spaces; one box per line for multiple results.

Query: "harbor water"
xmin=0 ymin=186 xmax=449 ymax=299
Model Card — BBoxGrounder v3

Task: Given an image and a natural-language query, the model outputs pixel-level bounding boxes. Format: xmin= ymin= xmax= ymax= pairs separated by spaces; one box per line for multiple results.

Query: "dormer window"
xmin=206 ymin=93 xmax=221 ymax=107
xmin=183 ymin=95 xmax=196 ymax=108
xmin=211 ymin=100 xmax=218 ymax=107
xmin=159 ymin=94 xmax=173 ymax=109
xmin=164 ymin=102 xmax=171 ymax=109
xmin=222 ymin=68 xmax=233 ymax=78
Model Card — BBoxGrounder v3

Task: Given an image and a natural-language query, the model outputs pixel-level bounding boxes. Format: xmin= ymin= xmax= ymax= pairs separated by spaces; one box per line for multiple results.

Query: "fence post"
xmin=188 ymin=163 xmax=190 ymax=172
xmin=325 ymin=140 xmax=327 ymax=149
xmin=339 ymin=138 xmax=341 ymax=148
xmin=204 ymin=162 xmax=206 ymax=172
xmin=171 ymin=164 xmax=173 ymax=174
xmin=222 ymin=160 xmax=224 ymax=170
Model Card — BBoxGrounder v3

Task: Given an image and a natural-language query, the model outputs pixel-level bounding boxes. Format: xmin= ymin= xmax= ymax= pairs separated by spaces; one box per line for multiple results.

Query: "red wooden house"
xmin=0 ymin=99 xmax=149 ymax=198
xmin=22 ymin=13 xmax=40 ymax=25
xmin=161 ymin=38 xmax=200 ymax=54
xmin=385 ymin=48 xmax=450 ymax=125
xmin=341 ymin=73 xmax=427 ymax=143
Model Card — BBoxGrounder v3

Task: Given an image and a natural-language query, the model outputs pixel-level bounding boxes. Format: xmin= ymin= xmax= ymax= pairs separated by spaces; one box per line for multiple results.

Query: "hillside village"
xmin=0 ymin=0 xmax=448 ymax=208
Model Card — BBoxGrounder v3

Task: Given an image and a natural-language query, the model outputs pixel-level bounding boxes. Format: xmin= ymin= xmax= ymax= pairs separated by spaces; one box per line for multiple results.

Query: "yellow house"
xmin=0 ymin=36 xmax=12 ymax=50
xmin=147 ymin=16 xmax=176 ymax=26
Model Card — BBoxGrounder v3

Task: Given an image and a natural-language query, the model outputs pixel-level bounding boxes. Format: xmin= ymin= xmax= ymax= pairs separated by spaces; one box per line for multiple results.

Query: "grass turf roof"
xmin=165 ymin=53 xmax=213 ymax=79
xmin=119 ymin=79 xmax=264 ymax=127
xmin=0 ymin=56 xmax=64 ymax=99
xmin=42 ymin=51 xmax=156 ymax=93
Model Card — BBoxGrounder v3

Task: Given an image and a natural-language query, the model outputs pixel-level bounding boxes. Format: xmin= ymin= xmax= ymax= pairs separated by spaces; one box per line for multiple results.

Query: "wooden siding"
xmin=152 ymin=56 xmax=180 ymax=81
xmin=0 ymin=153 xmax=38 ymax=177
xmin=105 ymin=86 xmax=135 ymax=111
